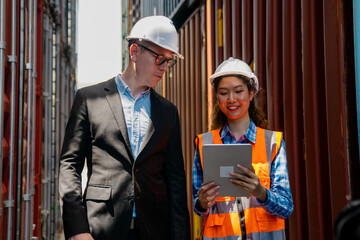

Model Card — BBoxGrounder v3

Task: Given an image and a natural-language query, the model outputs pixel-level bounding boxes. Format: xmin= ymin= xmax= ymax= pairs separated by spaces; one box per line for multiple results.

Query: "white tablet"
xmin=202 ymin=144 xmax=252 ymax=197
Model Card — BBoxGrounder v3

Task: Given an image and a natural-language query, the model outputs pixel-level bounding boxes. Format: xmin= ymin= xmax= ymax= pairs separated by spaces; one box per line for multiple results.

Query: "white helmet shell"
xmin=209 ymin=57 xmax=259 ymax=93
xmin=126 ymin=16 xmax=184 ymax=59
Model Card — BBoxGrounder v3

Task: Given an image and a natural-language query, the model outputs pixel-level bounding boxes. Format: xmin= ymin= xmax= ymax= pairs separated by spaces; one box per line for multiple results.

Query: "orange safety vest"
xmin=195 ymin=127 xmax=285 ymax=240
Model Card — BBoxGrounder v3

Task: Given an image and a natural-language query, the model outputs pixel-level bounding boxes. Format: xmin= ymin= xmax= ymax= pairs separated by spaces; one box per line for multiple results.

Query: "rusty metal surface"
xmin=302 ymin=0 xmax=334 ymax=238
xmin=253 ymin=0 xmax=267 ymax=113
xmin=265 ymin=0 xmax=283 ymax=130
xmin=231 ymin=0 xmax=241 ymax=59
xmin=322 ymin=0 xmax=350 ymax=222
xmin=0 ymin=0 xmax=78 ymax=238
xmin=157 ymin=1 xmax=359 ymax=240
xmin=241 ymin=0 xmax=252 ymax=64
xmin=281 ymin=0 xmax=308 ymax=239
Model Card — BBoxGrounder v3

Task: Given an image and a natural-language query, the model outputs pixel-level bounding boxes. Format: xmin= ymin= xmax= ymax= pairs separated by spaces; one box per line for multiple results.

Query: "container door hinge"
xmin=4 ymin=199 xmax=15 ymax=208
xmin=7 ymin=55 xmax=17 ymax=63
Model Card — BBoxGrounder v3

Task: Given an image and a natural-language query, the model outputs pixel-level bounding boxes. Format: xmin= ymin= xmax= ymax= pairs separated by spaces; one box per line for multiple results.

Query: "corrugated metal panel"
xmin=302 ymin=0 xmax=333 ymax=238
xmin=253 ymin=0 xmax=267 ymax=113
xmin=33 ymin=1 xmax=44 ymax=237
xmin=322 ymin=0 xmax=349 ymax=224
xmin=157 ymin=0 xmax=359 ymax=240
xmin=282 ymin=0 xmax=308 ymax=239
xmin=0 ymin=0 xmax=78 ymax=238
xmin=223 ymin=0 xmax=231 ymax=59
xmin=141 ymin=0 xmax=164 ymax=16
xmin=241 ymin=0 xmax=252 ymax=64
xmin=0 ymin=0 xmax=17 ymax=238
xmin=265 ymin=0 xmax=283 ymax=130
xmin=231 ymin=0 xmax=241 ymax=59
xmin=165 ymin=0 xmax=186 ymax=18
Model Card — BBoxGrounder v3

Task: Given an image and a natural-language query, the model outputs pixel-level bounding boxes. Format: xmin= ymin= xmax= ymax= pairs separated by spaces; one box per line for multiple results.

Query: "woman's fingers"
xmin=197 ymin=182 xmax=220 ymax=209
xmin=207 ymin=193 xmax=219 ymax=208
xmin=198 ymin=182 xmax=213 ymax=194
xmin=236 ymin=164 xmax=254 ymax=177
xmin=229 ymin=165 xmax=266 ymax=199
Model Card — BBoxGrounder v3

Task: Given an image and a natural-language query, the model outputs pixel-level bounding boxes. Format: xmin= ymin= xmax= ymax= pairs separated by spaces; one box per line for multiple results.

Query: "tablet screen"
xmin=202 ymin=144 xmax=252 ymax=197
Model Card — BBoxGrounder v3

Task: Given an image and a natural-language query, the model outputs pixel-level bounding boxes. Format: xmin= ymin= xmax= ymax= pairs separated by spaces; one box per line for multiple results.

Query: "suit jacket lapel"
xmin=137 ymin=89 xmax=157 ymax=158
xmin=104 ymin=78 xmax=132 ymax=153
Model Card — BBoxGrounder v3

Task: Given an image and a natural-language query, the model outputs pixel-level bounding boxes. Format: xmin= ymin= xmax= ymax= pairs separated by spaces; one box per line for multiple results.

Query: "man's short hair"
xmin=128 ymin=39 xmax=137 ymax=50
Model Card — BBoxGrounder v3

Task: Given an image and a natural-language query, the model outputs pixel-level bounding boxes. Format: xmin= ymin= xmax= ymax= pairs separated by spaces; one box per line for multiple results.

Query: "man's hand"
xmin=69 ymin=233 xmax=94 ymax=240
xmin=197 ymin=182 xmax=220 ymax=209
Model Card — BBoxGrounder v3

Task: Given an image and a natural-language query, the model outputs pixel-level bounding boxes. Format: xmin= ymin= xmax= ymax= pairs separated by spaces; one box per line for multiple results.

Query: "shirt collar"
xmin=115 ymin=74 xmax=151 ymax=97
xmin=220 ymin=118 xmax=257 ymax=144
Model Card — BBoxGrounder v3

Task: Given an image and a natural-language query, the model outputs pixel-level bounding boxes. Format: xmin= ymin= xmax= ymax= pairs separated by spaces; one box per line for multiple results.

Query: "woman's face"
xmin=216 ymin=76 xmax=254 ymax=121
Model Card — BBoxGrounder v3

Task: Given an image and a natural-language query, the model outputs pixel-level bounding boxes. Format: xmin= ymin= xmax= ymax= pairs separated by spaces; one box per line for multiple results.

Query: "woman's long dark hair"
xmin=210 ymin=75 xmax=269 ymax=130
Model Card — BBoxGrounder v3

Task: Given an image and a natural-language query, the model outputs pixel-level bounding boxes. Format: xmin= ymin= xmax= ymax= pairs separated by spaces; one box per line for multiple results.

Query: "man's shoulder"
xmin=151 ymin=89 xmax=176 ymax=109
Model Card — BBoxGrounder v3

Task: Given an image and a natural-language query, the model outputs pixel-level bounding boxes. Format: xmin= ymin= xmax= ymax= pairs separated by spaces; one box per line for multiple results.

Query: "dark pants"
xmin=127 ymin=229 xmax=137 ymax=240
xmin=127 ymin=219 xmax=140 ymax=240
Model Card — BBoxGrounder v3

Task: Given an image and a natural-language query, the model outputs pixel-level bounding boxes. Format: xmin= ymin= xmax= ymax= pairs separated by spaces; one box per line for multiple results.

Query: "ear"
xmin=249 ymin=90 xmax=255 ymax=101
xmin=129 ymin=44 xmax=140 ymax=61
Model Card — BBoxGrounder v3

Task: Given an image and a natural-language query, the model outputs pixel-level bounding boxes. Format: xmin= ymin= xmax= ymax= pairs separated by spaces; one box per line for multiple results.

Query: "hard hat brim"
xmin=209 ymin=71 xmax=255 ymax=84
xmin=126 ymin=37 xmax=184 ymax=59
xmin=209 ymin=71 xmax=259 ymax=93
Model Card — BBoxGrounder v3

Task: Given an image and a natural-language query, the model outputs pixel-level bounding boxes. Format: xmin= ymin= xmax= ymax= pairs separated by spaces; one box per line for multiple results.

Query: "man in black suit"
xmin=59 ymin=16 xmax=190 ymax=240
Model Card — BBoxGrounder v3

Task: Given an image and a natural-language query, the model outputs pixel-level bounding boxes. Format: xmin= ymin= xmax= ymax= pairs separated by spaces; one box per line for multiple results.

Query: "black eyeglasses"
xmin=138 ymin=44 xmax=177 ymax=69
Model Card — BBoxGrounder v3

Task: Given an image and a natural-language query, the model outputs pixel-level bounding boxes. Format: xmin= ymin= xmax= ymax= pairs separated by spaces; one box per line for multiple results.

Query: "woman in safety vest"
xmin=192 ymin=57 xmax=294 ymax=240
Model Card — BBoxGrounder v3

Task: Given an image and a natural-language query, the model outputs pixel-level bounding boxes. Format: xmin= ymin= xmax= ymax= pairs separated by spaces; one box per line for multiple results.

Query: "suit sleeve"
xmin=59 ymin=89 xmax=91 ymax=239
xmin=164 ymin=107 xmax=191 ymax=240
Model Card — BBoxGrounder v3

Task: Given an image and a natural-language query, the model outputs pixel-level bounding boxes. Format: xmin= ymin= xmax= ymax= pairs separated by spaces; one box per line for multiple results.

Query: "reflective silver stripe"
xmin=264 ymin=130 xmax=274 ymax=172
xmin=210 ymin=197 xmax=260 ymax=214
xmin=270 ymin=131 xmax=279 ymax=162
xmin=202 ymin=229 xmax=285 ymax=240
xmin=240 ymin=196 xmax=260 ymax=210
xmin=247 ymin=229 xmax=286 ymax=240
xmin=264 ymin=129 xmax=282 ymax=172
xmin=202 ymin=235 xmax=242 ymax=240
xmin=209 ymin=200 xmax=238 ymax=214
xmin=202 ymin=131 xmax=214 ymax=145
xmin=236 ymin=197 xmax=246 ymax=238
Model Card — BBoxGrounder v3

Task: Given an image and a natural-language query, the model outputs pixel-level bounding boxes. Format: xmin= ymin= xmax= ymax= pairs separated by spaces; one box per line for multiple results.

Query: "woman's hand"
xmin=229 ymin=164 xmax=268 ymax=202
xmin=197 ymin=182 xmax=220 ymax=210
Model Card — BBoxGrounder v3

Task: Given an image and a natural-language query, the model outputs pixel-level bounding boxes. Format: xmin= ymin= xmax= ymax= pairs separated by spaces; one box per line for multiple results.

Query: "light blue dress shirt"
xmin=115 ymin=74 xmax=151 ymax=218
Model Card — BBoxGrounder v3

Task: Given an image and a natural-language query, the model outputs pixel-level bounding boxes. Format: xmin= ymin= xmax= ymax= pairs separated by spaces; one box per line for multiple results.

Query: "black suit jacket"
xmin=59 ymin=78 xmax=190 ymax=240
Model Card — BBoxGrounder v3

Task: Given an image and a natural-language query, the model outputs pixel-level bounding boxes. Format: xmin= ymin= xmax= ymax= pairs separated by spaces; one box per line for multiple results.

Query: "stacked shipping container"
xmin=0 ymin=0 xmax=78 ymax=239
xmin=0 ymin=0 xmax=358 ymax=239
xmin=130 ymin=0 xmax=360 ymax=239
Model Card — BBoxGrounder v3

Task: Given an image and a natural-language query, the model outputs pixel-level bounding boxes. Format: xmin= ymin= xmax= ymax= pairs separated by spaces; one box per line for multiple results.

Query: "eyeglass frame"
xmin=137 ymin=44 xmax=177 ymax=69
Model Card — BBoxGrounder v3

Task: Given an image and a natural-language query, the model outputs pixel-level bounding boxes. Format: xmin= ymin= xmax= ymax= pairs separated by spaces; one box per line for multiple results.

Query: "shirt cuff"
xmin=257 ymin=188 xmax=271 ymax=206
xmin=193 ymin=198 xmax=209 ymax=217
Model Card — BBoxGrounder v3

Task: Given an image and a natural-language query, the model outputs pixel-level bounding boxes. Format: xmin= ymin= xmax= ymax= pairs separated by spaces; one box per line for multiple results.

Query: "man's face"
xmin=132 ymin=41 xmax=174 ymax=88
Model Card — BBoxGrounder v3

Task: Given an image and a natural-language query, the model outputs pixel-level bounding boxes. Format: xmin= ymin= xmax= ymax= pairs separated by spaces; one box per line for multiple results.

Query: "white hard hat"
xmin=126 ymin=16 xmax=184 ymax=59
xmin=209 ymin=57 xmax=259 ymax=93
